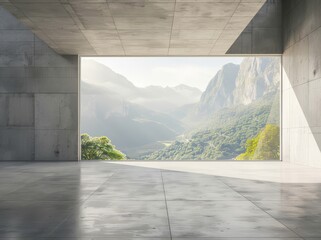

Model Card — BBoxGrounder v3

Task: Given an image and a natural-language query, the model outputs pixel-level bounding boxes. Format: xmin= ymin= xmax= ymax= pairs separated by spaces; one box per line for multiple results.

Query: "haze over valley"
xmin=81 ymin=57 xmax=280 ymax=160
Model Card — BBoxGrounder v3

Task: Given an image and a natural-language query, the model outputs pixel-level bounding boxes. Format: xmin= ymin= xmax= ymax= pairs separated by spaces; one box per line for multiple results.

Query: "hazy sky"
xmin=84 ymin=57 xmax=244 ymax=91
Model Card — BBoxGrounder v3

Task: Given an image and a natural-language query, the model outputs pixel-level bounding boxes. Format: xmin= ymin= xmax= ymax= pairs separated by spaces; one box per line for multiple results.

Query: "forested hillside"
xmin=144 ymin=93 xmax=279 ymax=160
xmin=81 ymin=57 xmax=280 ymax=160
xmin=236 ymin=124 xmax=280 ymax=160
xmin=143 ymin=57 xmax=280 ymax=160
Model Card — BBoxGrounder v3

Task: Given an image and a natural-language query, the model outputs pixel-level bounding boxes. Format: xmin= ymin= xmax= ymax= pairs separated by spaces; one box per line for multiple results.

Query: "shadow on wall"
xmin=282 ymin=0 xmax=321 ymax=167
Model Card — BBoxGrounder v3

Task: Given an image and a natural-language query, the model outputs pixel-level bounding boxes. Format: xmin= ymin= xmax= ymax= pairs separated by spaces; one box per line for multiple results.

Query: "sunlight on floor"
xmin=108 ymin=161 xmax=321 ymax=183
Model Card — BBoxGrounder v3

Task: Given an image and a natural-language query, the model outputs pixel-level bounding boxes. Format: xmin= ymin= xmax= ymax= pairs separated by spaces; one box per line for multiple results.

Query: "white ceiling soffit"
xmin=0 ymin=0 xmax=266 ymax=56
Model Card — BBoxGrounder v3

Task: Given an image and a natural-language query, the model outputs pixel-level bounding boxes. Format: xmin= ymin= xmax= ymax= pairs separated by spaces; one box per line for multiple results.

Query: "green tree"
xmin=236 ymin=124 xmax=280 ymax=160
xmin=81 ymin=133 xmax=126 ymax=160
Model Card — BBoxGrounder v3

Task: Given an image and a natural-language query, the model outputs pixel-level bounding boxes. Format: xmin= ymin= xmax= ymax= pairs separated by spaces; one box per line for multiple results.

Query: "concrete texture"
xmin=1 ymin=161 xmax=321 ymax=238
xmin=227 ymin=0 xmax=282 ymax=54
xmin=282 ymin=0 xmax=321 ymax=167
xmin=0 ymin=6 xmax=78 ymax=161
xmin=0 ymin=0 xmax=266 ymax=56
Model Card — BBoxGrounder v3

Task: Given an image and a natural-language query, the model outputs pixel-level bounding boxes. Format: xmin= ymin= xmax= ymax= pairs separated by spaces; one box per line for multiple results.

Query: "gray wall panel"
xmin=7 ymin=94 xmax=34 ymax=127
xmin=0 ymin=6 xmax=78 ymax=161
xmin=35 ymin=130 xmax=78 ymax=161
xmin=0 ymin=129 xmax=35 ymax=161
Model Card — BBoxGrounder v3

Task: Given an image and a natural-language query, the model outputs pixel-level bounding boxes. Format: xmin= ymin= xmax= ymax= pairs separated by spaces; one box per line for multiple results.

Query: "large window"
xmin=80 ymin=57 xmax=281 ymax=161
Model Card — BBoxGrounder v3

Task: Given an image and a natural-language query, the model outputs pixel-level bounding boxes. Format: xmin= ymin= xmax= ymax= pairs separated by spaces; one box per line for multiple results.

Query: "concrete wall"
xmin=282 ymin=0 xmax=321 ymax=167
xmin=0 ymin=6 xmax=79 ymax=161
xmin=227 ymin=0 xmax=282 ymax=54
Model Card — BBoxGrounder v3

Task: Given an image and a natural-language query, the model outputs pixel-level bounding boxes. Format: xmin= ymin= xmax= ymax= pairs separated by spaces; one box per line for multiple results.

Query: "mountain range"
xmin=81 ymin=57 xmax=280 ymax=159
xmin=82 ymin=59 xmax=202 ymax=113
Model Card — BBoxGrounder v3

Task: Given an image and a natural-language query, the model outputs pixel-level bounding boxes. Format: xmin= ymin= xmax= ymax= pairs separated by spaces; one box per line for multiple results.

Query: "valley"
xmin=81 ymin=57 xmax=280 ymax=160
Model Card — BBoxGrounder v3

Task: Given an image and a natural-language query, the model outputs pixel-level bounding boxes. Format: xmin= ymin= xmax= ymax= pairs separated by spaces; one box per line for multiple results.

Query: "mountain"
xmin=81 ymin=81 xmax=184 ymax=158
xmin=233 ymin=57 xmax=280 ymax=105
xmin=81 ymin=59 xmax=137 ymax=97
xmin=198 ymin=63 xmax=239 ymax=114
xmin=198 ymin=57 xmax=280 ymax=115
xmin=81 ymin=57 xmax=280 ymax=160
xmin=173 ymin=84 xmax=202 ymax=103
xmin=143 ymin=57 xmax=281 ymax=160
xmin=81 ymin=59 xmax=202 ymax=113
xmin=81 ymin=59 xmax=202 ymax=158
xmin=144 ymin=93 xmax=280 ymax=160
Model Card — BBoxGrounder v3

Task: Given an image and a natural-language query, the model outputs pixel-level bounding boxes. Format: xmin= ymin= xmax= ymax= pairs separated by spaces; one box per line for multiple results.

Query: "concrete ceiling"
xmin=0 ymin=0 xmax=266 ymax=56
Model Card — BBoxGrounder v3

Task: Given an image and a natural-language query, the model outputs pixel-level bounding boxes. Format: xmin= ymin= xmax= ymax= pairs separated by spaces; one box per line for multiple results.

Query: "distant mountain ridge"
xmin=81 ymin=57 xmax=280 ymax=160
xmin=81 ymin=59 xmax=201 ymax=157
xmin=82 ymin=59 xmax=202 ymax=113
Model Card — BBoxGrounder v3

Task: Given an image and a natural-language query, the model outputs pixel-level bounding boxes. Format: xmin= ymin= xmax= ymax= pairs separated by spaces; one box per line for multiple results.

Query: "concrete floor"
xmin=1 ymin=161 xmax=321 ymax=239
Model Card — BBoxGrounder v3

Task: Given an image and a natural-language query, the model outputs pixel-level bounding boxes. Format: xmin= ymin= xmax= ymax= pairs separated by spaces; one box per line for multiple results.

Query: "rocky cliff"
xmin=198 ymin=57 xmax=280 ymax=115
xmin=198 ymin=63 xmax=239 ymax=114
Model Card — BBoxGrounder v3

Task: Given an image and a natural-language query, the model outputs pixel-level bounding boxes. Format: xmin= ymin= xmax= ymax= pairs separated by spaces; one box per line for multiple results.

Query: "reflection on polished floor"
xmin=1 ymin=161 xmax=321 ymax=239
